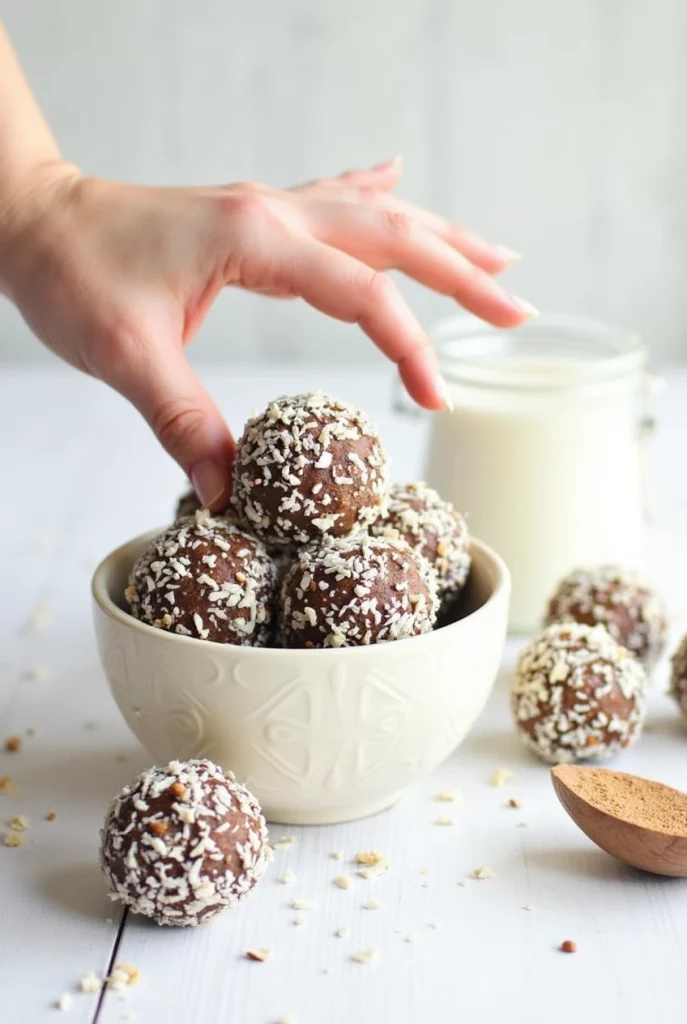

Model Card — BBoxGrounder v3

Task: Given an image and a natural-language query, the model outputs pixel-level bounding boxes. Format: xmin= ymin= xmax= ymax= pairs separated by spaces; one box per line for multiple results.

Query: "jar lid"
xmin=432 ymin=314 xmax=646 ymax=392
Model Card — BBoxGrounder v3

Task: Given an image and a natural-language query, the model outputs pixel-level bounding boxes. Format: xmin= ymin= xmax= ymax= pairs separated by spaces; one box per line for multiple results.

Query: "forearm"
xmin=0 ymin=22 xmax=77 ymax=295
xmin=0 ymin=24 xmax=64 ymax=192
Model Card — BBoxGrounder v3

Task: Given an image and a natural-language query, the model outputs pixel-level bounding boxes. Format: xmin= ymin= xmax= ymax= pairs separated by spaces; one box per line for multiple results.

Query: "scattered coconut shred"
xmin=108 ymin=963 xmax=140 ymax=990
xmin=490 ymin=768 xmax=513 ymax=788
xmin=473 ymin=866 xmax=494 ymax=880
xmin=354 ymin=850 xmax=389 ymax=879
xmin=291 ymin=900 xmax=315 ymax=911
xmin=23 ymin=599 xmax=52 ymax=635
xmin=273 ymin=835 xmax=297 ymax=851
xmin=23 ymin=665 xmax=47 ymax=681
xmin=351 ymin=949 xmax=379 ymax=966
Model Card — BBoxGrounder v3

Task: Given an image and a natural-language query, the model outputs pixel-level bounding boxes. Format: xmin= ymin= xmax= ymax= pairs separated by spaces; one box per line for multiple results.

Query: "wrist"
xmin=0 ymin=158 xmax=81 ymax=299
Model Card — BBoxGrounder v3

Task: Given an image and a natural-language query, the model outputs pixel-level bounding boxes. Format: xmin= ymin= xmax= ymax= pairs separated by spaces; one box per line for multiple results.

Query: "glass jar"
xmin=422 ymin=314 xmax=653 ymax=632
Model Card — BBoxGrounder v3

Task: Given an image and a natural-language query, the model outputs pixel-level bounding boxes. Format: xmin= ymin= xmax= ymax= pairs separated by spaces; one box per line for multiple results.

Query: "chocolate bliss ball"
xmin=371 ymin=481 xmax=471 ymax=612
xmin=231 ymin=392 xmax=388 ymax=547
xmin=511 ymin=622 xmax=647 ymax=764
xmin=125 ymin=511 xmax=278 ymax=646
xmin=545 ymin=565 xmax=667 ymax=668
xmin=100 ymin=759 xmax=268 ymax=927
xmin=280 ymin=534 xmax=438 ymax=648
xmin=670 ymin=634 xmax=687 ymax=721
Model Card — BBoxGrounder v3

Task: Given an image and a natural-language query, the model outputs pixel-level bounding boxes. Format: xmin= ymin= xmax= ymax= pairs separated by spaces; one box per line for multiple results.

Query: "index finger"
xmin=282 ymin=236 xmax=447 ymax=411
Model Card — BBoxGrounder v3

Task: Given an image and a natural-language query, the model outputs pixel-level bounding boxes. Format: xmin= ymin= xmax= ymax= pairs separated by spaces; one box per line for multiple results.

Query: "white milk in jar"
xmin=423 ymin=316 xmax=649 ymax=632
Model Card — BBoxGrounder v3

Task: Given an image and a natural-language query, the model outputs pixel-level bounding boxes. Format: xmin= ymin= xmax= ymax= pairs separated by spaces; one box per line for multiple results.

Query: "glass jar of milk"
xmin=423 ymin=315 xmax=652 ymax=632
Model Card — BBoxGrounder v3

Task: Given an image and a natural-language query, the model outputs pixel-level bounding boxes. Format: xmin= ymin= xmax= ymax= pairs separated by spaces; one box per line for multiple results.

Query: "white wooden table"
xmin=1 ymin=361 xmax=686 ymax=1024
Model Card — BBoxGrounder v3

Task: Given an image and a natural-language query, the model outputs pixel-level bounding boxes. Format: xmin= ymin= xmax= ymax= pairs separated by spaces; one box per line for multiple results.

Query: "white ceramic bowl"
xmin=92 ymin=532 xmax=510 ymax=825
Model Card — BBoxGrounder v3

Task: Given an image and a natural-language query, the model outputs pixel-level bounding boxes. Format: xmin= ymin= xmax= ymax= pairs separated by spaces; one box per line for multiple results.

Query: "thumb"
xmin=118 ymin=346 xmax=235 ymax=510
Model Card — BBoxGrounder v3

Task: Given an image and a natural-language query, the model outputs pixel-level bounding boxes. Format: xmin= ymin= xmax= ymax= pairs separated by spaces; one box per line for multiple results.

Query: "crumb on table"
xmin=245 ymin=947 xmax=271 ymax=962
xmin=473 ymin=866 xmax=494 ymax=880
xmin=351 ymin=949 xmax=378 ymax=965
xmin=107 ymin=963 xmax=140 ymax=989
xmin=490 ymin=768 xmax=513 ymax=787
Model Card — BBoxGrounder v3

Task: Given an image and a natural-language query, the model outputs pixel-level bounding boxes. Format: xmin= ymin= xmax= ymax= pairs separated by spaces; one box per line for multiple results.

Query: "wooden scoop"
xmin=551 ymin=764 xmax=687 ymax=877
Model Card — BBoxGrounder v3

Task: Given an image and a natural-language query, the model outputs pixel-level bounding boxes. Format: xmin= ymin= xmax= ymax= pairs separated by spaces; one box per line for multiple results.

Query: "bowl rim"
xmin=92 ymin=529 xmax=510 ymax=658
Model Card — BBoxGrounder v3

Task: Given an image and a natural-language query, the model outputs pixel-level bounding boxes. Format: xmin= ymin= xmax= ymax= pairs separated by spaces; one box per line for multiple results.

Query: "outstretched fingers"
xmin=309 ymin=183 xmax=519 ymax=275
xmin=283 ymin=237 xmax=447 ymax=410
xmin=305 ymin=201 xmax=535 ymax=327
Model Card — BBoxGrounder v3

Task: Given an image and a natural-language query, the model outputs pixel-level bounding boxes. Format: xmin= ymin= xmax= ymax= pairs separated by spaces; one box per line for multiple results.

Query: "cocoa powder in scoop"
xmin=565 ymin=768 xmax=687 ymax=837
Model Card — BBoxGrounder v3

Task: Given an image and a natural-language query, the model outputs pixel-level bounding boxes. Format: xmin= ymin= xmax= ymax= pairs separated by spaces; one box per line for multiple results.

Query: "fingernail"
xmin=493 ymin=245 xmax=522 ymax=263
xmin=511 ymin=295 xmax=539 ymax=318
xmin=436 ymin=374 xmax=455 ymax=412
xmin=191 ymin=460 xmax=229 ymax=509
xmin=374 ymin=155 xmax=403 ymax=171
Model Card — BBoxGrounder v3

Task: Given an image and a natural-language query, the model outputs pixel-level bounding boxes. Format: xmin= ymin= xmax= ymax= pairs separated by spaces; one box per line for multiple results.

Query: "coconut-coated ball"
xmin=545 ymin=565 xmax=667 ymax=667
xmin=231 ymin=392 xmax=388 ymax=547
xmin=670 ymin=634 xmax=687 ymax=720
xmin=100 ymin=759 xmax=268 ymax=927
xmin=371 ymin=481 xmax=470 ymax=612
xmin=511 ymin=622 xmax=647 ymax=764
xmin=125 ymin=511 xmax=278 ymax=646
xmin=173 ymin=493 xmax=295 ymax=579
xmin=280 ymin=534 xmax=438 ymax=648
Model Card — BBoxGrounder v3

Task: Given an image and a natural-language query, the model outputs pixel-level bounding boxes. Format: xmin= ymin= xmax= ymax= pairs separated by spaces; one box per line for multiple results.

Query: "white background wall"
xmin=1 ymin=0 xmax=686 ymax=365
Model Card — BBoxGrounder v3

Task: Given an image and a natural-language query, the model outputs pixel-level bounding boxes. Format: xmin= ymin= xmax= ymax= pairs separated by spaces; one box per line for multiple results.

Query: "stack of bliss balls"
xmin=126 ymin=392 xmax=472 ymax=650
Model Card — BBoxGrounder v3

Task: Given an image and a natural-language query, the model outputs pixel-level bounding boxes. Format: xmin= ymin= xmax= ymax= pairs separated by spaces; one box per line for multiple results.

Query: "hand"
xmin=0 ymin=157 xmax=535 ymax=508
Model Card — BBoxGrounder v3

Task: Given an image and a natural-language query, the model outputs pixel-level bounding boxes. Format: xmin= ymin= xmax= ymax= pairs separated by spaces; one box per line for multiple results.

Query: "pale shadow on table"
xmin=521 ymin=845 xmax=687 ymax=886
xmin=39 ymin=861 xmax=116 ymax=921
xmin=453 ymin=726 xmax=528 ymax=768
xmin=15 ymin=743 xmax=150 ymax=803
xmin=644 ymin=711 xmax=687 ymax=741
xmin=521 ymin=844 xmax=619 ymax=881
